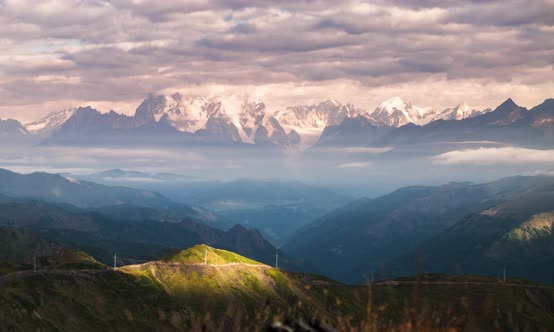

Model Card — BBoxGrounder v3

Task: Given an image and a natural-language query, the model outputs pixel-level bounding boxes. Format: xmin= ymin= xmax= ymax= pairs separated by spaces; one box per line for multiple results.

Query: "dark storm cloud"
xmin=0 ymin=0 xmax=552 ymax=118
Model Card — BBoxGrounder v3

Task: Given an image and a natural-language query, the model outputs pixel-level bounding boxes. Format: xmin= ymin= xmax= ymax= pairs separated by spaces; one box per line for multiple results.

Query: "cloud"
xmin=521 ymin=169 xmax=554 ymax=176
xmin=446 ymin=0 xmax=554 ymax=27
xmin=321 ymin=146 xmax=394 ymax=154
xmin=432 ymin=147 xmax=554 ymax=166
xmin=0 ymin=0 xmax=552 ymax=122
xmin=228 ymin=23 xmax=257 ymax=34
xmin=337 ymin=161 xmax=372 ymax=168
xmin=0 ymin=145 xmax=203 ymax=170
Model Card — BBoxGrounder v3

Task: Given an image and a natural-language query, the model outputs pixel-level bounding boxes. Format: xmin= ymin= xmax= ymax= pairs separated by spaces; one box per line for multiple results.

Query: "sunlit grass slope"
xmin=121 ymin=245 xmax=363 ymax=328
xmin=2 ymin=244 xmax=554 ymax=331
xmin=162 ymin=244 xmax=262 ymax=265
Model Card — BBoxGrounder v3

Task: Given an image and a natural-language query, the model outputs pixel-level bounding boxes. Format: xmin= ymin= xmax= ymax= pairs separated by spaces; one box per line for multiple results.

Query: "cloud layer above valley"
xmin=432 ymin=147 xmax=554 ymax=166
xmin=0 ymin=0 xmax=552 ymax=121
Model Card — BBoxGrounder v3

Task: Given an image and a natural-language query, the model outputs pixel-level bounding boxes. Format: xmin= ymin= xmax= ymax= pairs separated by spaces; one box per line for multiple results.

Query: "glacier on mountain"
xmin=23 ymin=94 xmax=494 ymax=147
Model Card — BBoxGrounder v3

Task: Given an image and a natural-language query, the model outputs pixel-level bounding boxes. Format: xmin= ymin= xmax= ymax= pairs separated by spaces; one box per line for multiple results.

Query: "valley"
xmin=2 ymin=1 xmax=553 ymax=329
xmin=1 ymin=166 xmax=554 ymax=330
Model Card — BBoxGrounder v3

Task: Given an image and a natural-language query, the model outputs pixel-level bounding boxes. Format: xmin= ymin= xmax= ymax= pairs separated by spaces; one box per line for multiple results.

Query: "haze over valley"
xmin=1 ymin=0 xmax=553 ymax=330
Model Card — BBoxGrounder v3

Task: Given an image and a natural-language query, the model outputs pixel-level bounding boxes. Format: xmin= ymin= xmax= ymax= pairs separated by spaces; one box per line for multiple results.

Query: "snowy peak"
xmin=367 ymin=98 xmax=492 ymax=127
xmin=369 ymin=97 xmax=435 ymax=127
xmin=25 ymin=108 xmax=77 ymax=135
xmin=377 ymin=97 xmax=409 ymax=115
xmin=433 ymin=102 xmax=488 ymax=121
xmin=235 ymin=102 xmax=300 ymax=146
xmin=198 ymin=108 xmax=242 ymax=143
xmin=133 ymin=95 xmax=300 ymax=146
xmin=130 ymin=94 xmax=301 ymax=146
xmin=135 ymin=93 xmax=217 ymax=133
xmin=237 ymin=101 xmax=267 ymax=143
xmin=239 ymin=102 xmax=266 ymax=137
xmin=273 ymin=100 xmax=362 ymax=143
xmin=22 ymin=95 xmax=536 ymax=148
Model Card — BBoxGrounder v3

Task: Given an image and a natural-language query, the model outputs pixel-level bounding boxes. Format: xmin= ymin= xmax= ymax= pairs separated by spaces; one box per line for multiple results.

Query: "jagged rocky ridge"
xmin=9 ymin=95 xmax=553 ymax=148
xmin=316 ymin=98 xmax=554 ymax=148
xmin=43 ymin=94 xmax=301 ymax=146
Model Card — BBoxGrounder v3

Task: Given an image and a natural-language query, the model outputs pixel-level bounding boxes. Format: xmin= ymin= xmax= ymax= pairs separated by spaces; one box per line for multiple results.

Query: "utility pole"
xmin=205 ymin=249 xmax=208 ymax=266
xmin=275 ymin=249 xmax=279 ymax=269
xmin=113 ymin=253 xmax=117 ymax=270
xmin=33 ymin=256 xmax=37 ymax=273
xmin=503 ymin=268 xmax=506 ymax=283
xmin=371 ymin=271 xmax=374 ymax=283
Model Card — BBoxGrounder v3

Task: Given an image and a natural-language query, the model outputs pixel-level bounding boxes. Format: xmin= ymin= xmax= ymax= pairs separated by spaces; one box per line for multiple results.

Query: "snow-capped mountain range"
xmin=133 ymin=94 xmax=300 ymax=145
xmin=273 ymin=100 xmax=361 ymax=144
xmin=20 ymin=95 xmax=490 ymax=146
xmin=25 ymin=108 xmax=77 ymax=136
xmin=368 ymin=97 xmax=436 ymax=127
xmin=431 ymin=102 xmax=490 ymax=122
xmin=366 ymin=97 xmax=487 ymax=127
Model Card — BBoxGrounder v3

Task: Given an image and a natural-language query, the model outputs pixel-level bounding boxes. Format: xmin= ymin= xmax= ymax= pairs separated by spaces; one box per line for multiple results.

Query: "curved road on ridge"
xmin=0 ymin=262 xmax=271 ymax=288
xmin=1 ymin=267 xmax=551 ymax=290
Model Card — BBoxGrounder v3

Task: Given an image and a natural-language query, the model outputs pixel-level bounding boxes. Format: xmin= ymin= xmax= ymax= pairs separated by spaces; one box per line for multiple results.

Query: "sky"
xmin=0 ymin=0 xmax=553 ymax=123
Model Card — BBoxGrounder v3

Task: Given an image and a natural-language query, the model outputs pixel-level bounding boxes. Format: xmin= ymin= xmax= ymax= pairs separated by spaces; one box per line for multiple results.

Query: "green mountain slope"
xmin=121 ymin=247 xmax=348 ymax=327
xmin=0 ymin=168 xmax=223 ymax=226
xmin=284 ymin=175 xmax=554 ymax=283
xmin=0 ymin=168 xmax=171 ymax=209
xmin=0 ymin=199 xmax=286 ymax=269
xmin=0 ymin=244 xmax=367 ymax=330
xmin=163 ymin=244 xmax=262 ymax=265
xmin=390 ymin=183 xmax=554 ymax=283
xmin=0 ymin=228 xmax=104 ymax=275
xmin=1 ymin=243 xmax=554 ymax=330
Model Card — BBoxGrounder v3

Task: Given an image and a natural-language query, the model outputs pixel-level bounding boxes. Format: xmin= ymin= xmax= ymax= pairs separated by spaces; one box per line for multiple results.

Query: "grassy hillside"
xmin=1 ymin=244 xmax=554 ymax=330
xmin=122 ymin=244 xmax=367 ymax=328
xmin=0 ymin=269 xmax=182 ymax=331
xmin=368 ymin=278 xmax=554 ymax=331
xmin=163 ymin=244 xmax=262 ymax=265
xmin=35 ymin=248 xmax=105 ymax=270
xmin=0 ymin=244 xmax=368 ymax=330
